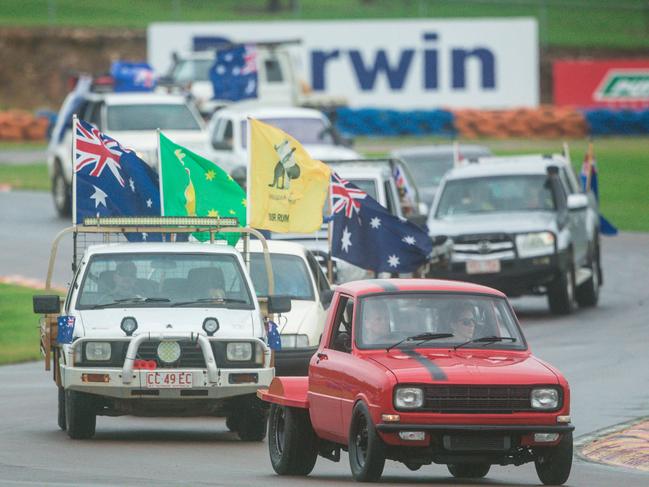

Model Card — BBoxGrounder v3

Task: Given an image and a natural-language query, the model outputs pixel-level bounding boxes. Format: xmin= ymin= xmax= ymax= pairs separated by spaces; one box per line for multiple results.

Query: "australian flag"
xmin=580 ymin=148 xmax=618 ymax=236
xmin=330 ymin=173 xmax=433 ymax=273
xmin=210 ymin=44 xmax=258 ymax=102
xmin=73 ymin=119 xmax=161 ymax=241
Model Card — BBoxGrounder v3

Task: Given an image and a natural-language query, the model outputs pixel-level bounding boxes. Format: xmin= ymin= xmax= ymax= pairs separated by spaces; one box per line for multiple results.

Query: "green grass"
xmin=0 ymin=283 xmax=45 ymax=364
xmin=1 ymin=0 xmax=648 ymax=48
xmin=356 ymin=136 xmax=649 ymax=233
xmin=0 ymin=141 xmax=47 ymax=150
xmin=0 ymin=163 xmax=49 ymax=190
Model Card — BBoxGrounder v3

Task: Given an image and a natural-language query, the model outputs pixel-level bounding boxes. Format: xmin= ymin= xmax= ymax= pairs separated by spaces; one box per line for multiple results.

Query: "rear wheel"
xmin=52 ymin=161 xmax=71 ymax=218
xmin=447 ymin=463 xmax=491 ymax=478
xmin=57 ymin=387 xmax=66 ymax=431
xmin=65 ymin=390 xmax=96 ymax=439
xmin=348 ymin=402 xmax=385 ymax=482
xmin=548 ymin=265 xmax=576 ymax=315
xmin=236 ymin=395 xmax=269 ymax=441
xmin=268 ymin=404 xmax=318 ymax=475
xmin=535 ymin=432 xmax=573 ymax=485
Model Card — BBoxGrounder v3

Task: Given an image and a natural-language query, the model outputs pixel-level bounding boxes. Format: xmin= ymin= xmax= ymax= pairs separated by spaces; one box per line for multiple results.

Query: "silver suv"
xmin=426 ymin=154 xmax=601 ymax=314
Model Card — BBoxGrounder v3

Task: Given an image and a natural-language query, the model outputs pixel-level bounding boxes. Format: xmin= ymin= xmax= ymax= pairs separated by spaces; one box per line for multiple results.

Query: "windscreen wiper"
xmin=90 ymin=297 xmax=170 ymax=309
xmin=171 ymin=297 xmax=247 ymax=307
xmin=387 ymin=333 xmax=455 ymax=352
xmin=454 ymin=335 xmax=517 ymax=350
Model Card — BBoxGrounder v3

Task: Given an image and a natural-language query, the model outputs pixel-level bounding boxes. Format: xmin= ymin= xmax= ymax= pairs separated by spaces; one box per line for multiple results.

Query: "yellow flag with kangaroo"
xmin=248 ymin=118 xmax=331 ymax=233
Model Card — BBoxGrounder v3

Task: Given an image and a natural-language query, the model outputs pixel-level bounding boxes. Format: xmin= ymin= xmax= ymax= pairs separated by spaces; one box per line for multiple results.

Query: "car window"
xmin=106 ymin=104 xmax=201 ymax=131
xmin=327 ymin=295 xmax=352 ymax=353
xmin=249 ymin=252 xmax=315 ymax=300
xmin=384 ymin=180 xmax=397 ymax=215
xmin=436 ymin=175 xmax=555 ymax=217
xmin=306 ymin=252 xmax=330 ymax=295
xmin=400 ymin=154 xmax=454 ymax=188
xmin=356 ymin=293 xmax=525 ymax=350
xmin=346 ymin=178 xmax=378 ymax=201
xmin=76 ymin=252 xmax=254 ymax=309
xmin=240 ymin=116 xmax=332 ymax=148
xmin=264 ymin=57 xmax=284 ymax=83
xmin=171 ymin=59 xmax=213 ymax=83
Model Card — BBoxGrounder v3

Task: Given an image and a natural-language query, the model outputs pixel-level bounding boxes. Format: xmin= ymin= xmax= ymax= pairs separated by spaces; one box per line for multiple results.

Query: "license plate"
xmin=145 ymin=371 xmax=193 ymax=388
xmin=466 ymin=259 xmax=501 ymax=274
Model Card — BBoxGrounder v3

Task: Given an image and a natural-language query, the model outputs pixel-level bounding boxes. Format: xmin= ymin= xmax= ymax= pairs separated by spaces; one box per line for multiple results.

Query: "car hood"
xmin=276 ymin=300 xmax=323 ymax=338
xmin=428 ymin=211 xmax=558 ymax=237
xmin=77 ymin=308 xmax=257 ymax=339
xmin=304 ymin=144 xmax=360 ymax=161
xmin=369 ymin=349 xmax=559 ymax=385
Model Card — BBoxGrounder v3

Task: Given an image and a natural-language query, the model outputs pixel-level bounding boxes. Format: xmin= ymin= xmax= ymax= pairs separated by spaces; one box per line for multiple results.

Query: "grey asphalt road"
xmin=1 ymin=190 xmax=649 ymax=486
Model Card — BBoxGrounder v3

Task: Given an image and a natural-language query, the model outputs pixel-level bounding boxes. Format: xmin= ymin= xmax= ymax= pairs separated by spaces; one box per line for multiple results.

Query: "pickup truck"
xmin=258 ymin=279 xmax=574 ymax=485
xmin=33 ymin=217 xmax=289 ymax=441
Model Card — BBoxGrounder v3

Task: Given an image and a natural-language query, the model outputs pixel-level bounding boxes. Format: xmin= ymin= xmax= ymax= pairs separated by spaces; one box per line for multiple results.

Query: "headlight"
xmin=394 ymin=387 xmax=424 ymax=410
xmin=531 ymin=388 xmax=559 ymax=410
xmin=85 ymin=342 xmax=111 ymax=361
xmin=516 ymin=232 xmax=555 ymax=258
xmin=280 ymin=334 xmax=309 ymax=348
xmin=120 ymin=316 xmax=138 ymax=336
xmin=157 ymin=341 xmax=181 ymax=364
xmin=226 ymin=342 xmax=253 ymax=361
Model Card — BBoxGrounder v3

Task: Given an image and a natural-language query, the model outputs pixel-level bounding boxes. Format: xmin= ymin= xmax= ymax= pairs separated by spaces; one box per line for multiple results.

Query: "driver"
xmin=109 ymin=261 xmax=140 ymax=299
xmin=362 ymin=301 xmax=392 ymax=345
xmin=450 ymin=302 xmax=477 ymax=342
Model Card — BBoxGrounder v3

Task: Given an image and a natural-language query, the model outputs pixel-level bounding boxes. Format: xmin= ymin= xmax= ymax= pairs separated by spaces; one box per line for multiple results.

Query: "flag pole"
xmin=586 ymin=138 xmax=594 ymax=193
xmin=327 ymin=184 xmax=334 ymax=283
xmin=244 ymin=118 xmax=252 ymax=272
xmin=562 ymin=140 xmax=571 ymax=166
xmin=452 ymin=139 xmax=460 ymax=168
xmin=72 ymin=115 xmax=78 ymax=226
xmin=157 ymin=128 xmax=164 ymax=216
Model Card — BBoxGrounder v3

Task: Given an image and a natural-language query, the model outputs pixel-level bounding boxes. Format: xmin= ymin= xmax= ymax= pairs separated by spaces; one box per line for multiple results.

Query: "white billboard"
xmin=148 ymin=19 xmax=538 ymax=109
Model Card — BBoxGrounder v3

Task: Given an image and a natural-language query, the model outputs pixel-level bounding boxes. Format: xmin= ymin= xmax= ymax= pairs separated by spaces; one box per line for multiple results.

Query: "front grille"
xmin=422 ymin=385 xmax=533 ymax=413
xmin=452 ymin=233 xmax=514 ymax=257
xmin=136 ymin=341 xmax=206 ymax=368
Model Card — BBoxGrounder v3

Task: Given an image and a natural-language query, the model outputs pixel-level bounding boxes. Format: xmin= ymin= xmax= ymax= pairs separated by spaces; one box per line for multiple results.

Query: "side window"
xmin=86 ymin=102 xmax=102 ymax=128
xmin=306 ymin=252 xmax=330 ymax=295
xmin=327 ymin=295 xmax=353 ymax=353
xmin=384 ymin=180 xmax=397 ymax=216
xmin=264 ymin=58 xmax=284 ymax=83
xmin=222 ymin=120 xmax=233 ymax=145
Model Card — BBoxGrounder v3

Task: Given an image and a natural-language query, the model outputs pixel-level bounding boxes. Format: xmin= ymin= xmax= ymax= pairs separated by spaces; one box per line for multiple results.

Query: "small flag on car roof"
xmin=580 ymin=141 xmax=618 ymax=236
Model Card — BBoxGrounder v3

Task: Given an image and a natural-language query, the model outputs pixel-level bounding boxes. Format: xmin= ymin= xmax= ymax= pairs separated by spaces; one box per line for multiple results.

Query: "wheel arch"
xmin=257 ymin=376 xmax=309 ymax=409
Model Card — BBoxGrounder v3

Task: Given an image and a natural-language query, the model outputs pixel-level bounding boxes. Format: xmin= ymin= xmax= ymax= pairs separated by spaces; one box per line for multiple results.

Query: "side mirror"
xmin=320 ymin=289 xmax=334 ymax=308
xmin=567 ymin=193 xmax=588 ymax=211
xmin=418 ymin=202 xmax=429 ymax=216
xmin=33 ymin=295 xmax=61 ymax=314
xmin=268 ymin=295 xmax=291 ymax=314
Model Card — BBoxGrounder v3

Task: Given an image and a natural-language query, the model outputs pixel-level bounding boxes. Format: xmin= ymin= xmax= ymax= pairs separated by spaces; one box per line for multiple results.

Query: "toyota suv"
xmin=426 ymin=154 xmax=602 ymax=314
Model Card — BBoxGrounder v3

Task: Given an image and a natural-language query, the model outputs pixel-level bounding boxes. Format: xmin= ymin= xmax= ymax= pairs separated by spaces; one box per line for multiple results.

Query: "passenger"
xmin=362 ymin=301 xmax=392 ymax=344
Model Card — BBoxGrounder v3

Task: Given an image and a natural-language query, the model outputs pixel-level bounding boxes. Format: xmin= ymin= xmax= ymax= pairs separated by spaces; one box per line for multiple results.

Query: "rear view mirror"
xmin=33 ymin=295 xmax=61 ymax=314
xmin=268 ymin=295 xmax=291 ymax=314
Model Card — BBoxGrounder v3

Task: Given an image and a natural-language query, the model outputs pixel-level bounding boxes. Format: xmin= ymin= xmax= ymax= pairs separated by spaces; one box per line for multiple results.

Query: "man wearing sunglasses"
xmin=450 ymin=303 xmax=477 ymax=342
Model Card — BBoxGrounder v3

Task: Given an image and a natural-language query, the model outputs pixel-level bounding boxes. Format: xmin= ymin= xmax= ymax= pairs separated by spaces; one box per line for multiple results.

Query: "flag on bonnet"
xmin=73 ymin=118 xmax=161 ymax=241
xmin=330 ymin=172 xmax=433 ymax=273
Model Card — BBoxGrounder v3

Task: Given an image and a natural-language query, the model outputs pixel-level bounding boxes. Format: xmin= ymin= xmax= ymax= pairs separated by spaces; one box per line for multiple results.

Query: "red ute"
xmin=258 ymin=279 xmax=573 ymax=485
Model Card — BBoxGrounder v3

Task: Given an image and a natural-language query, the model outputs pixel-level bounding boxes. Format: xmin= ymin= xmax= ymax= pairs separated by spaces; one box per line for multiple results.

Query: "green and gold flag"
xmin=159 ymin=132 xmax=246 ymax=244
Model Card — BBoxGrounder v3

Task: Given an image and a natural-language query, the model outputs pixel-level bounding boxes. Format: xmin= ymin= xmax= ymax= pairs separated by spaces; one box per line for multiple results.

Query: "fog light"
xmin=398 ymin=431 xmax=426 ymax=441
xmin=381 ymin=414 xmax=400 ymax=423
xmin=534 ymin=433 xmax=559 ymax=443
xmin=157 ymin=341 xmax=181 ymax=364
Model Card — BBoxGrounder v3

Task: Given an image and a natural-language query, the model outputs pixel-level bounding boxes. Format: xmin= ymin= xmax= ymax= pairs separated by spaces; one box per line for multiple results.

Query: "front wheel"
xmin=65 ymin=390 xmax=96 ymax=439
xmin=236 ymin=395 xmax=269 ymax=441
xmin=447 ymin=463 xmax=490 ymax=478
xmin=268 ymin=404 xmax=318 ymax=475
xmin=348 ymin=402 xmax=385 ymax=482
xmin=535 ymin=432 xmax=573 ymax=485
xmin=547 ymin=265 xmax=576 ymax=315
xmin=576 ymin=249 xmax=600 ymax=307
xmin=52 ymin=162 xmax=71 ymax=218
xmin=57 ymin=387 xmax=66 ymax=431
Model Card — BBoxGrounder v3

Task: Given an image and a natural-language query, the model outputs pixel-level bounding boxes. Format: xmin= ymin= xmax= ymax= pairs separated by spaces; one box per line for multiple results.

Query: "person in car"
xmin=106 ymin=261 xmax=141 ymax=300
xmin=361 ymin=301 xmax=392 ymax=344
xmin=450 ymin=302 xmax=477 ymax=341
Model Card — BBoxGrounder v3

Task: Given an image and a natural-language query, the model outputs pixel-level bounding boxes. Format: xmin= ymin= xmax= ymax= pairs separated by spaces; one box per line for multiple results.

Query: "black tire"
xmin=57 ymin=387 xmax=66 ymax=431
xmin=65 ymin=390 xmax=96 ymax=439
xmin=268 ymin=404 xmax=318 ymax=476
xmin=52 ymin=161 xmax=71 ymax=218
xmin=576 ymin=247 xmax=600 ymax=308
xmin=236 ymin=394 xmax=269 ymax=441
xmin=348 ymin=402 xmax=386 ymax=482
xmin=547 ymin=265 xmax=576 ymax=315
xmin=535 ymin=432 xmax=573 ymax=485
xmin=225 ymin=415 xmax=239 ymax=432
xmin=447 ymin=463 xmax=491 ymax=478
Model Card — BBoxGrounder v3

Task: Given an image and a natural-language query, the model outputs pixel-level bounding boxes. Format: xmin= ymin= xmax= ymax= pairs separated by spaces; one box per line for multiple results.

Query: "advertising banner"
xmin=554 ymin=60 xmax=649 ymax=108
xmin=149 ymin=19 xmax=538 ymax=109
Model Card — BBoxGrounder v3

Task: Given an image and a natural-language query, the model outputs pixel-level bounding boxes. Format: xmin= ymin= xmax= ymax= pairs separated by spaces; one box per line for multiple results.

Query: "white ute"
xmin=33 ymin=218 xmax=288 ymax=441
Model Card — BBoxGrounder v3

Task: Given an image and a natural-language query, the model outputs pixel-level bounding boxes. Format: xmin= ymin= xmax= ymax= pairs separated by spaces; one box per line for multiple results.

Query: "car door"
xmin=308 ymin=293 xmax=354 ymax=443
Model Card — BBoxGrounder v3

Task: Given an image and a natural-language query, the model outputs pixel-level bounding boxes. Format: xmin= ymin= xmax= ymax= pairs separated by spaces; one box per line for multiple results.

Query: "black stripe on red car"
xmin=401 ymin=349 xmax=448 ymax=381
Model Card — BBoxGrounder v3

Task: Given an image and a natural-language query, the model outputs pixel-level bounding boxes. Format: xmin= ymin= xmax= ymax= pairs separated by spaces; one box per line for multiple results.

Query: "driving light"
xmin=85 ymin=342 xmax=111 ymax=361
xmin=516 ymin=232 xmax=555 ymax=258
xmin=399 ymin=431 xmax=426 ymax=441
xmin=157 ymin=341 xmax=181 ymax=364
xmin=226 ymin=342 xmax=253 ymax=361
xmin=120 ymin=316 xmax=138 ymax=336
xmin=394 ymin=387 xmax=424 ymax=410
xmin=534 ymin=433 xmax=559 ymax=443
xmin=531 ymin=388 xmax=559 ymax=410
xmin=202 ymin=317 xmax=219 ymax=336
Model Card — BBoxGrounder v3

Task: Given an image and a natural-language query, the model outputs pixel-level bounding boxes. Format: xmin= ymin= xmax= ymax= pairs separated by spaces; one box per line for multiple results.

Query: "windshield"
xmin=436 ymin=175 xmax=555 ymax=218
xmin=76 ymin=253 xmax=254 ymax=309
xmin=356 ymin=293 xmax=525 ymax=350
xmin=346 ymin=178 xmax=378 ymax=201
xmin=249 ymin=253 xmax=314 ymax=300
xmin=399 ymin=154 xmax=454 ymax=188
xmin=241 ymin=117 xmax=333 ymax=148
xmin=107 ymin=104 xmax=201 ymax=131
xmin=170 ymin=59 xmax=213 ymax=83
